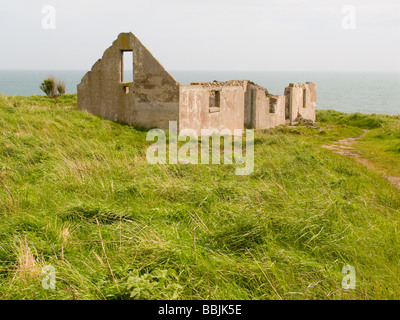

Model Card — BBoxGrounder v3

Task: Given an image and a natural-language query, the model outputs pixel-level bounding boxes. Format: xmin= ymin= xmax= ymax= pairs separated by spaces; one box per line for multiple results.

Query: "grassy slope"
xmin=318 ymin=109 xmax=400 ymax=177
xmin=0 ymin=95 xmax=399 ymax=300
xmin=357 ymin=120 xmax=400 ymax=177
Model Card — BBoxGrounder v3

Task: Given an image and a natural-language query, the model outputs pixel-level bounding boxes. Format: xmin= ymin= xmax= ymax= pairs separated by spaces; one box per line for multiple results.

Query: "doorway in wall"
xmin=284 ymin=89 xmax=291 ymax=120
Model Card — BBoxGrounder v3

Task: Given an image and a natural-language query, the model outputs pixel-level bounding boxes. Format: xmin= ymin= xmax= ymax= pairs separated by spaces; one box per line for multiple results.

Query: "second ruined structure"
xmin=78 ymin=33 xmax=316 ymax=134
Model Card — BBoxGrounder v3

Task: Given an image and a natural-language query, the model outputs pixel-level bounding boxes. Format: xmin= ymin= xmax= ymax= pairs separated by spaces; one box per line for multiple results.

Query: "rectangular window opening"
xmin=209 ymin=90 xmax=221 ymax=113
xmin=303 ymin=89 xmax=307 ymax=108
xmin=215 ymin=91 xmax=220 ymax=108
xmin=250 ymin=89 xmax=255 ymax=125
xmin=121 ymin=51 xmax=134 ymax=83
xmin=269 ymin=103 xmax=276 ymax=113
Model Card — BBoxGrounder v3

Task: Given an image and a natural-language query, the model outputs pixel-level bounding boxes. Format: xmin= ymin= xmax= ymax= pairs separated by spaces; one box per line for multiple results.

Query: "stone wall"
xmin=78 ymin=32 xmax=316 ymax=134
xmin=77 ymin=33 xmax=180 ymax=130
xmin=245 ymin=83 xmax=286 ymax=130
xmin=268 ymin=95 xmax=286 ymax=128
xmin=179 ymin=81 xmax=246 ymax=135
xmin=284 ymin=82 xmax=316 ymax=123
xmin=179 ymin=81 xmax=288 ymax=135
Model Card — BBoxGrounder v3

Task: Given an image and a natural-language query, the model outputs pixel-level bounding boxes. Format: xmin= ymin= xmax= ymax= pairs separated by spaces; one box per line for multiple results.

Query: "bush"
xmin=40 ymin=76 xmax=66 ymax=98
xmin=40 ymin=78 xmax=56 ymax=98
xmin=56 ymin=80 xmax=66 ymax=96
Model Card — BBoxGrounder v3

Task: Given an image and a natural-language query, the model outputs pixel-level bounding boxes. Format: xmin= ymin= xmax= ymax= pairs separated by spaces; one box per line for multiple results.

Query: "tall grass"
xmin=317 ymin=110 xmax=387 ymax=129
xmin=0 ymin=95 xmax=399 ymax=300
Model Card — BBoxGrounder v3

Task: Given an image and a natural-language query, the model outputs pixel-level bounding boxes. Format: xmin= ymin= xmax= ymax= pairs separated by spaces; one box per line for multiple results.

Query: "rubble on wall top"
xmin=188 ymin=80 xmax=269 ymax=94
xmin=288 ymin=82 xmax=315 ymax=88
xmin=190 ymin=80 xmax=247 ymax=87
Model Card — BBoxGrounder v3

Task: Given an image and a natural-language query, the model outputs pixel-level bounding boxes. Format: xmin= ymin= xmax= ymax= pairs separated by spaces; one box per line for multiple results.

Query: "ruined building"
xmin=78 ymin=33 xmax=316 ymax=134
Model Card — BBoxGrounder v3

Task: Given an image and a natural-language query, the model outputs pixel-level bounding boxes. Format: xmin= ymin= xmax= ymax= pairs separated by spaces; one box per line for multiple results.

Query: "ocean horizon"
xmin=0 ymin=70 xmax=399 ymax=115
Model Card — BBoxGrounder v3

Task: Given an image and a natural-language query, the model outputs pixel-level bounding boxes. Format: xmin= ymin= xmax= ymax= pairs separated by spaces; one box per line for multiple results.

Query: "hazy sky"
xmin=0 ymin=0 xmax=399 ymax=72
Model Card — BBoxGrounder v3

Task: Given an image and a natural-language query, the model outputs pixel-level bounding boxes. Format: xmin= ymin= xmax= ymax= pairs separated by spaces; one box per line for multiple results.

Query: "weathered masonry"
xmin=77 ymin=33 xmax=180 ymax=129
xmin=78 ymin=33 xmax=316 ymax=134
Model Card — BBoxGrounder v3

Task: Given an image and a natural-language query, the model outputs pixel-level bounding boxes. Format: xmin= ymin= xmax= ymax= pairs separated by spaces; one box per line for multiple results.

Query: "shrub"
xmin=40 ymin=76 xmax=66 ymax=98
xmin=56 ymin=80 xmax=66 ymax=96
xmin=40 ymin=78 xmax=56 ymax=98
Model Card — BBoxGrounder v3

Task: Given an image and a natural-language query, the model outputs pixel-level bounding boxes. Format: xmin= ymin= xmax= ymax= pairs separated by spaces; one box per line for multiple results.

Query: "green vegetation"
xmin=353 ymin=114 xmax=400 ymax=177
xmin=316 ymin=109 xmax=400 ymax=176
xmin=317 ymin=109 xmax=391 ymax=129
xmin=0 ymin=95 xmax=399 ymax=300
xmin=40 ymin=76 xmax=66 ymax=99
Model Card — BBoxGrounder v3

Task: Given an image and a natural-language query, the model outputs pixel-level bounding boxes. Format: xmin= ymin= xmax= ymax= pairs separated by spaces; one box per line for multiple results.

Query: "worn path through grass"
xmin=322 ymin=130 xmax=400 ymax=189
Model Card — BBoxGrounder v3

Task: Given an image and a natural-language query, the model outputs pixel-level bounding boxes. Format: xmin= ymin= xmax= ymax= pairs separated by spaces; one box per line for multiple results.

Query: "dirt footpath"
xmin=322 ymin=130 xmax=400 ymax=190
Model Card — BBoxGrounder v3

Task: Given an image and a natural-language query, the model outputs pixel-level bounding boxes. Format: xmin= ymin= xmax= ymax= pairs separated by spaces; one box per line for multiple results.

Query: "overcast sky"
xmin=0 ymin=0 xmax=399 ymax=72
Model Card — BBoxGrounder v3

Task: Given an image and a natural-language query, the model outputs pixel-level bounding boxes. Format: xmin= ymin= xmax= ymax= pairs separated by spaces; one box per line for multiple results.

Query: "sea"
xmin=0 ymin=70 xmax=399 ymax=115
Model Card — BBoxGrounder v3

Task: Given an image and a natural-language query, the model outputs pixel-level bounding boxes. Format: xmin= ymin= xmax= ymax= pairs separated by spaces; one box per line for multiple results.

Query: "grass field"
xmin=0 ymin=94 xmax=399 ymax=300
